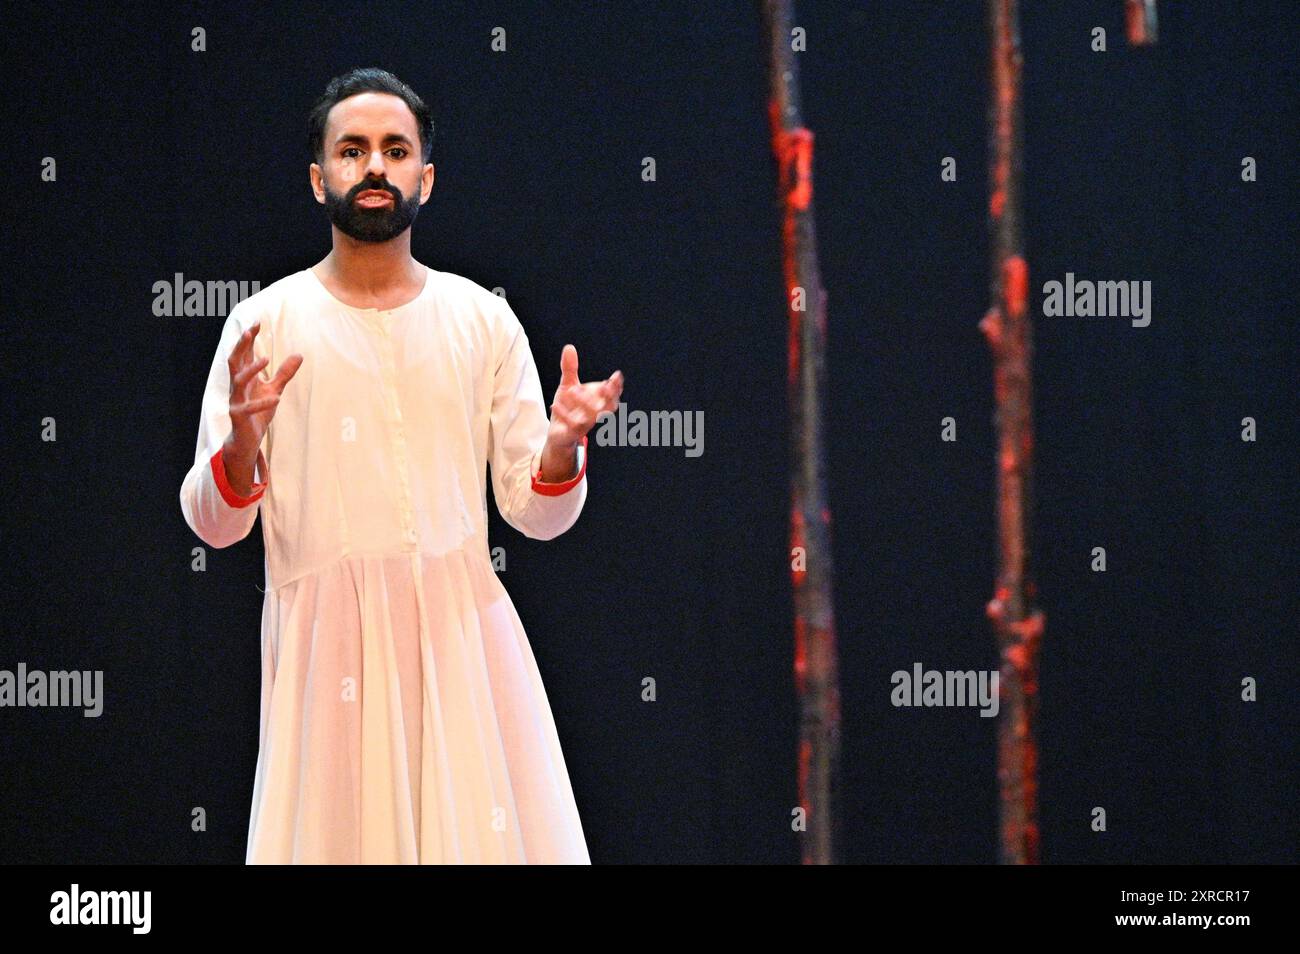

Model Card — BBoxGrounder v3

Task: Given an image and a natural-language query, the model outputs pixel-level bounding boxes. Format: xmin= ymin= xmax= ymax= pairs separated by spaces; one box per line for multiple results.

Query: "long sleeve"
xmin=179 ymin=307 xmax=269 ymax=549
xmin=488 ymin=303 xmax=588 ymax=541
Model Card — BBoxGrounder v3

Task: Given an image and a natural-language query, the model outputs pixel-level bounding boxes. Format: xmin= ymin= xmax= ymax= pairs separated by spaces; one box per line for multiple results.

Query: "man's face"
xmin=311 ymin=92 xmax=434 ymax=243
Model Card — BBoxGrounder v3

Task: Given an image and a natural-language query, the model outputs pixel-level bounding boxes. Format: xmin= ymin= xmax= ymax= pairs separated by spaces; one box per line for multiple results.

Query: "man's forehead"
xmin=326 ymin=93 xmax=418 ymax=141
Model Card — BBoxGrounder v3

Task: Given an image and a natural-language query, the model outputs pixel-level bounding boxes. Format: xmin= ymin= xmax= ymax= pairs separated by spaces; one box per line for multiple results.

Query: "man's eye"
xmin=340 ymin=147 xmax=405 ymax=159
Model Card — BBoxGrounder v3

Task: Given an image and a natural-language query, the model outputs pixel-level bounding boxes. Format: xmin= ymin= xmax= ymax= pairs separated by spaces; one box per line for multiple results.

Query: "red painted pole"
xmin=761 ymin=0 xmax=841 ymax=866
xmin=1125 ymin=0 xmax=1159 ymax=46
xmin=979 ymin=0 xmax=1046 ymax=866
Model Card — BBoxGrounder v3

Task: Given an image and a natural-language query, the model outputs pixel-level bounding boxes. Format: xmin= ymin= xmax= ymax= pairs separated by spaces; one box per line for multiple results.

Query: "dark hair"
xmin=307 ymin=67 xmax=434 ymax=165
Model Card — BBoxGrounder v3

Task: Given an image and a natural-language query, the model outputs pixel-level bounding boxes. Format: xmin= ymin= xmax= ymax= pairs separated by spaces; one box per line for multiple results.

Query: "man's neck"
xmin=318 ymin=230 xmax=423 ymax=295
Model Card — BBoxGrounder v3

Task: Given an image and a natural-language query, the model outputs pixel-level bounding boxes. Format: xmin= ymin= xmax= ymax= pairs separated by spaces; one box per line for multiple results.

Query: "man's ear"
xmin=421 ymin=163 xmax=435 ymax=204
xmin=309 ymin=163 xmax=325 ymax=204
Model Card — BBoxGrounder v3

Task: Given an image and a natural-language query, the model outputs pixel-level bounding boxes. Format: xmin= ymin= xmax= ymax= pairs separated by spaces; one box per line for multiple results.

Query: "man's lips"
xmin=355 ymin=190 xmax=394 ymax=207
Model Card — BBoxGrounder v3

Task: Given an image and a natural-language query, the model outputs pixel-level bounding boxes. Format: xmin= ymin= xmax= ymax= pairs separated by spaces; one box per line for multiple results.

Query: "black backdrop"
xmin=1 ymin=0 xmax=1294 ymax=864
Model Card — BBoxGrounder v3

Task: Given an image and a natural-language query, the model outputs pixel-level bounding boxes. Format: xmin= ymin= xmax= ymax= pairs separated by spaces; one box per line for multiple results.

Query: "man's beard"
xmin=323 ymin=178 xmax=422 ymax=242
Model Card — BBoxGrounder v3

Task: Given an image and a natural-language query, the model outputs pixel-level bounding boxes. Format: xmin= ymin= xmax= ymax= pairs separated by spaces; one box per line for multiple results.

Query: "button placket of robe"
xmin=377 ymin=311 xmax=419 ymax=549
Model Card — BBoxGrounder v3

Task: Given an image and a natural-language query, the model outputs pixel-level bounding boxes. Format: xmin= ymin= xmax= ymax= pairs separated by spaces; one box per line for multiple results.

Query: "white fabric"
xmin=180 ymin=265 xmax=590 ymax=863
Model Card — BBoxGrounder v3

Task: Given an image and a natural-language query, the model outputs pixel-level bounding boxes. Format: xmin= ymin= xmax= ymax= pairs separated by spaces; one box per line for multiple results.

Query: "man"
xmin=179 ymin=68 xmax=623 ymax=864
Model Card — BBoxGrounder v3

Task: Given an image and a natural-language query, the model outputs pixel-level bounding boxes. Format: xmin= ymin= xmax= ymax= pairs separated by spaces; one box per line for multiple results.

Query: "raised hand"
xmin=537 ymin=344 xmax=622 ymax=484
xmin=222 ymin=321 xmax=303 ymax=485
xmin=547 ymin=344 xmax=623 ymax=448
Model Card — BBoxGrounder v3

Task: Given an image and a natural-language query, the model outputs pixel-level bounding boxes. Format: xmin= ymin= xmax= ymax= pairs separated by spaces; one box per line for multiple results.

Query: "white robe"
xmin=180 ymin=264 xmax=591 ymax=864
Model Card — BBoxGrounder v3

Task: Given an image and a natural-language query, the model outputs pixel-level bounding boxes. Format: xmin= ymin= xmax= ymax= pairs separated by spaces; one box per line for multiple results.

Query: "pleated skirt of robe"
xmin=244 ymin=547 xmax=591 ymax=864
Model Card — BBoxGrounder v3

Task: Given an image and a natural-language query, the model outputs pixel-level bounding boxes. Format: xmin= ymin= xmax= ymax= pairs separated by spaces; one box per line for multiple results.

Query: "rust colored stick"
xmin=979 ymin=0 xmax=1046 ymax=866
xmin=1125 ymin=0 xmax=1159 ymax=46
xmin=761 ymin=0 xmax=841 ymax=866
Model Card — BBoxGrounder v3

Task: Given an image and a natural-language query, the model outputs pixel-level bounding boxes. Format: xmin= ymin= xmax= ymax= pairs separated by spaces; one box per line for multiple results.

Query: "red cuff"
xmin=531 ymin=434 xmax=587 ymax=497
xmin=210 ymin=446 xmax=267 ymax=508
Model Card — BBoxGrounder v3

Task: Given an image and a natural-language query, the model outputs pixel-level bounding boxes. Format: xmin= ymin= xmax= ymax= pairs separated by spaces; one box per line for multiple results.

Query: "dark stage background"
xmin=1 ymin=1 xmax=1295 ymax=864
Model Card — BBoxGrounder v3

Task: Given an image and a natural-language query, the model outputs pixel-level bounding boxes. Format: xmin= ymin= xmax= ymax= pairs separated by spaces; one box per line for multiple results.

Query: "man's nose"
xmin=365 ymin=150 xmax=388 ymax=178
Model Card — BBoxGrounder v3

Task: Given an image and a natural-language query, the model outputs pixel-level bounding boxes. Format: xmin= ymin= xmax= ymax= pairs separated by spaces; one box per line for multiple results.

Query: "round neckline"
xmin=307 ymin=264 xmax=433 ymax=313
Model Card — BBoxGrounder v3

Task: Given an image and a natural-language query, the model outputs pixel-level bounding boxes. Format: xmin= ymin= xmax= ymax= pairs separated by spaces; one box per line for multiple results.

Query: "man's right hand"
xmin=221 ymin=320 xmax=303 ymax=496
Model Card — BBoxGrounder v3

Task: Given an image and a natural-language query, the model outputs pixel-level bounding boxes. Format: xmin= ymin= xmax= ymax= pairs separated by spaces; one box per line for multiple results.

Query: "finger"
xmin=561 ymin=388 xmax=603 ymax=423
xmin=586 ymin=379 xmax=620 ymax=413
xmin=228 ymin=321 xmax=261 ymax=371
xmin=233 ymin=356 xmax=271 ymax=389
xmin=234 ymin=394 xmax=280 ymax=417
xmin=580 ymin=389 xmax=607 ymax=420
xmin=558 ymin=343 xmax=580 ymax=388
xmin=597 ymin=370 xmax=623 ymax=401
xmin=270 ymin=353 xmax=305 ymax=392
xmin=577 ymin=380 xmax=608 ymax=403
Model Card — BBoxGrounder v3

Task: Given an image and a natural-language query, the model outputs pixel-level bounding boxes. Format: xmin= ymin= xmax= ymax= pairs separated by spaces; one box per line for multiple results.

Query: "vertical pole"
xmin=1125 ymin=0 xmax=1159 ymax=46
xmin=979 ymin=0 xmax=1046 ymax=865
xmin=761 ymin=0 xmax=841 ymax=865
